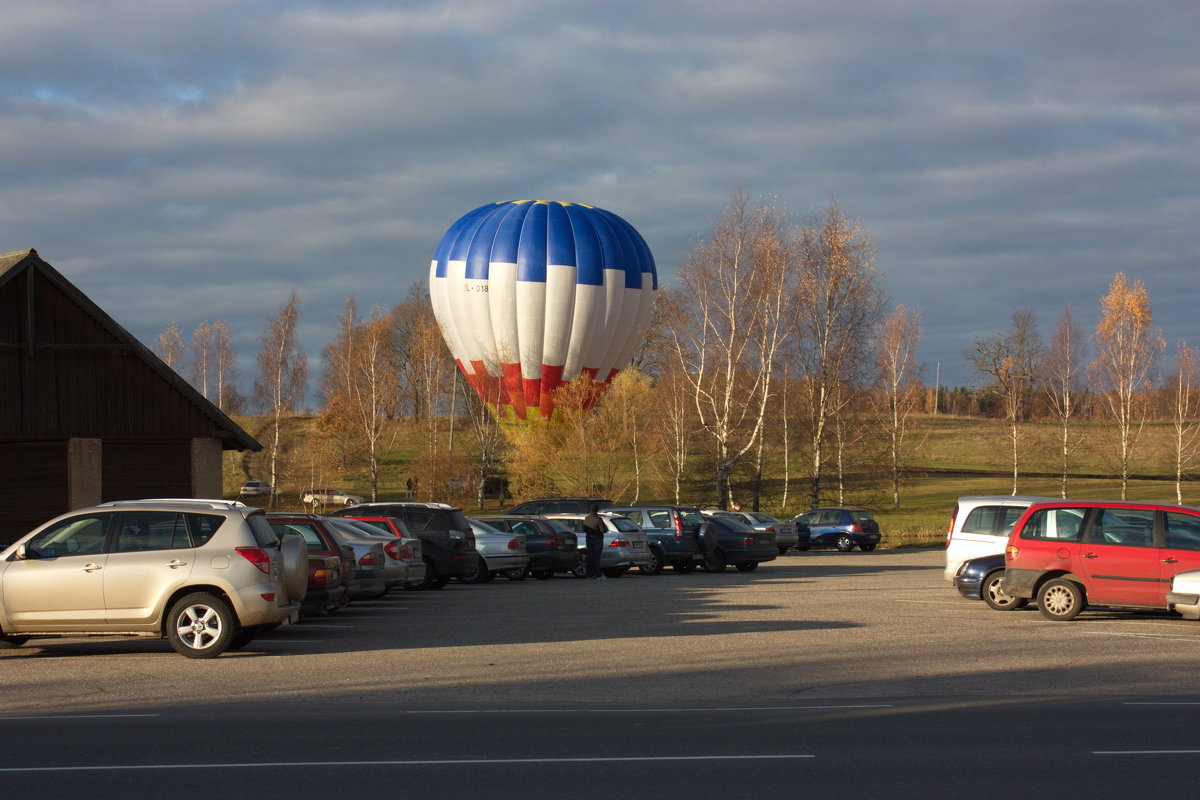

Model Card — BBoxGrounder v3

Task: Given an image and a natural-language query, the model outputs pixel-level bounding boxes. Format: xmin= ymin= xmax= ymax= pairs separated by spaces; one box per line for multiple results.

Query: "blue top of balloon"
xmin=432 ymin=200 xmax=657 ymax=290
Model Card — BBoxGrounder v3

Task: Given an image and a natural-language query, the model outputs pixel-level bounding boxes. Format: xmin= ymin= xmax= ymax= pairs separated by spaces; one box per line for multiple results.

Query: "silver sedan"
xmin=545 ymin=512 xmax=655 ymax=578
xmin=464 ymin=519 xmax=530 ymax=583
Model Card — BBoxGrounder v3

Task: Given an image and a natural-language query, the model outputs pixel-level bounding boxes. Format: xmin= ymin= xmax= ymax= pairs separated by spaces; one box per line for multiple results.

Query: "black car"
xmin=508 ymin=497 xmax=613 ymax=515
xmin=953 ymin=552 xmax=1028 ymax=611
xmin=696 ymin=514 xmax=778 ymax=572
xmin=329 ymin=502 xmax=478 ymax=589
xmin=606 ymin=505 xmax=704 ymax=573
xmin=790 ymin=507 xmax=882 ymax=552
xmin=475 ymin=515 xmax=580 ymax=579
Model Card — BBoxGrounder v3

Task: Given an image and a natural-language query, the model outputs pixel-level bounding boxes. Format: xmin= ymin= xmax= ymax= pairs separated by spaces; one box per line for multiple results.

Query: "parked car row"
xmin=949 ymin=495 xmax=1200 ymax=623
xmin=0 ymin=496 xmax=884 ymax=660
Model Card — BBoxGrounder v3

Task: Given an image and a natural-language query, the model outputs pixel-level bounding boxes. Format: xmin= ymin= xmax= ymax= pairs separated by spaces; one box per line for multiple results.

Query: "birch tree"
xmin=190 ymin=320 xmax=212 ymax=400
xmin=1090 ymin=273 xmax=1164 ymax=499
xmin=155 ymin=322 xmax=185 ymax=369
xmin=1040 ymin=304 xmax=1086 ymax=498
xmin=1168 ymin=342 xmax=1199 ymax=504
xmin=964 ymin=310 xmax=1041 ymax=495
xmin=875 ymin=304 xmax=922 ymax=509
xmin=665 ymin=190 xmax=793 ymax=509
xmin=793 ymin=203 xmax=882 ymax=509
xmin=254 ymin=292 xmax=307 ymax=504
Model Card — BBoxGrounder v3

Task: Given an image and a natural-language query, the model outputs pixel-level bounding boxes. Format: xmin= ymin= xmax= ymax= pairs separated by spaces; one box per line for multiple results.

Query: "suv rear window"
xmin=246 ymin=512 xmax=280 ymax=547
xmin=960 ymin=505 xmax=1024 ymax=534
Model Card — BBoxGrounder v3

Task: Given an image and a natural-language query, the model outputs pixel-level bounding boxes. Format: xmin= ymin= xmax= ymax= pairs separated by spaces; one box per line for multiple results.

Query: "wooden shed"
xmin=0 ymin=249 xmax=260 ymax=544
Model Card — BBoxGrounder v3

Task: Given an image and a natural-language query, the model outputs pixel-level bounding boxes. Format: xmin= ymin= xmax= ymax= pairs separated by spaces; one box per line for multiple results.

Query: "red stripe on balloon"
xmin=539 ymin=363 xmax=565 ymax=420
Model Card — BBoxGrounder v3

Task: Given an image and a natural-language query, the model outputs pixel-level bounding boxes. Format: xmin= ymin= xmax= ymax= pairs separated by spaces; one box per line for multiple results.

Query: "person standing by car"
xmin=582 ymin=503 xmax=606 ymax=579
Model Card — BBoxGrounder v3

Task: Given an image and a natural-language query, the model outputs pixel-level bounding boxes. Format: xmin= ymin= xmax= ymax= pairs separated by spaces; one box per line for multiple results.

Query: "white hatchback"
xmin=944 ymin=496 xmax=1059 ymax=582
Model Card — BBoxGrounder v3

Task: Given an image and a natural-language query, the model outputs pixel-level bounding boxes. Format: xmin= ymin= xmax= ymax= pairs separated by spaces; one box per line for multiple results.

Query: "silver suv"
xmin=0 ymin=499 xmax=305 ymax=658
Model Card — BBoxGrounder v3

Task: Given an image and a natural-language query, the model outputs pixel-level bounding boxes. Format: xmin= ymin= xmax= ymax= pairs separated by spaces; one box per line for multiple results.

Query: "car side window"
xmin=405 ymin=510 xmax=436 ymax=532
xmin=1165 ymin=512 xmax=1200 ymax=551
xmin=1020 ymin=508 xmax=1087 ymax=541
xmin=114 ymin=512 xmax=191 ymax=552
xmin=24 ymin=514 xmax=111 ymax=558
xmin=1089 ymin=509 xmax=1155 ymax=547
xmin=961 ymin=506 xmax=1002 ymax=533
xmin=613 ymin=518 xmax=638 ymax=532
xmin=819 ymin=511 xmax=841 ymax=524
xmin=513 ymin=521 xmax=538 ymax=537
xmin=189 ymin=513 xmax=225 ymax=546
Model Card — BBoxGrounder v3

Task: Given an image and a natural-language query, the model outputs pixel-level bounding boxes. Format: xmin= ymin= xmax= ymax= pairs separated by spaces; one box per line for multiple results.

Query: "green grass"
xmin=224 ymin=413 xmax=1200 ymax=548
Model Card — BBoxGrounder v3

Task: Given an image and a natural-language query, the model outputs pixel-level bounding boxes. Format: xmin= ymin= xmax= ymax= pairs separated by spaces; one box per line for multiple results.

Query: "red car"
xmin=1001 ymin=500 xmax=1200 ymax=620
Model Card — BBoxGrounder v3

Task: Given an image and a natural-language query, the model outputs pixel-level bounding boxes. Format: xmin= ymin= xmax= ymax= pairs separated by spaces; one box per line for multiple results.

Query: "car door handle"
xmin=165 ymin=560 xmax=189 ymax=569
xmin=81 ymin=562 xmax=103 ymax=572
xmin=1081 ymin=553 xmax=1098 ymax=559
xmin=1163 ymin=557 xmax=1179 ymax=564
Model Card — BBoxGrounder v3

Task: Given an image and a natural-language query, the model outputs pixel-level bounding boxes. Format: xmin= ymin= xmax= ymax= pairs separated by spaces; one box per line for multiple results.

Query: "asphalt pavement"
xmin=3 ymin=547 xmax=1199 ymax=798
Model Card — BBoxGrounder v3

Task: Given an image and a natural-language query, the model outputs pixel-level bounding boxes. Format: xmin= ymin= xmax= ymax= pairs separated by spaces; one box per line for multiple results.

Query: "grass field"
xmin=225 ymin=413 xmax=1200 ymax=549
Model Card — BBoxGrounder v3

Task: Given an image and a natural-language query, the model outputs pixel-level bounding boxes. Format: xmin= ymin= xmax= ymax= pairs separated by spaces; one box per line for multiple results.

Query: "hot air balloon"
xmin=429 ymin=200 xmax=657 ymax=423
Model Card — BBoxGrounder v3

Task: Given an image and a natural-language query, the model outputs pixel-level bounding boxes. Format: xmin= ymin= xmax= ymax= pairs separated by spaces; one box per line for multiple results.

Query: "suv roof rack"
xmin=96 ymin=498 xmax=248 ymax=510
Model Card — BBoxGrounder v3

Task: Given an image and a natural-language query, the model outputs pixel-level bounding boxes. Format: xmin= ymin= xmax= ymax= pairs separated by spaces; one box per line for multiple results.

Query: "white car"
xmin=301 ymin=488 xmax=364 ymax=507
xmin=1168 ymin=570 xmax=1200 ymax=619
xmin=238 ymin=480 xmax=273 ymax=497
xmin=943 ymin=496 xmax=1059 ymax=582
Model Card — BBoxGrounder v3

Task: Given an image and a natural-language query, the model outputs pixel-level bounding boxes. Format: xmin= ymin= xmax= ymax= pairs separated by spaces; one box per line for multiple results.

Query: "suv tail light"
xmin=947 ymin=503 xmax=959 ymax=547
xmin=236 ymin=546 xmax=272 ymax=574
xmin=672 ymin=512 xmax=684 ymax=540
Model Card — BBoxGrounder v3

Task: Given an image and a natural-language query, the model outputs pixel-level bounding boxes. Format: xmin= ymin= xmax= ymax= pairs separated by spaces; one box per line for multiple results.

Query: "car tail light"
xmin=400 ymin=543 xmax=414 ymax=559
xmin=547 ymin=535 xmax=560 ymax=547
xmin=384 ymin=540 xmax=402 ymax=560
xmin=360 ymin=552 xmax=383 ymax=567
xmin=310 ymin=567 xmax=338 ymax=587
xmin=507 ymin=537 xmax=521 ymax=550
xmin=236 ymin=546 xmax=272 ymax=574
xmin=947 ymin=503 xmax=959 ymax=547
xmin=1006 ymin=544 xmax=1019 ymax=561
xmin=260 ymin=593 xmax=276 ymax=602
xmin=609 ymin=538 xmax=630 ymax=548
xmin=848 ymin=524 xmax=861 ymax=533
xmin=742 ymin=536 xmax=755 ymax=547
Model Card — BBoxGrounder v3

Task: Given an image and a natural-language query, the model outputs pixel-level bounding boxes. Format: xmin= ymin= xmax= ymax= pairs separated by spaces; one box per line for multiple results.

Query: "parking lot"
xmin=5 ymin=547 xmax=1200 ymax=799
xmin=5 ymin=546 xmax=1200 ymax=710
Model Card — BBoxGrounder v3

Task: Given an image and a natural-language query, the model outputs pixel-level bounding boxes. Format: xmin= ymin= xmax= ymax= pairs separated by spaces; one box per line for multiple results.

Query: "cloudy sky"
xmin=2 ymin=0 xmax=1196 ymax=395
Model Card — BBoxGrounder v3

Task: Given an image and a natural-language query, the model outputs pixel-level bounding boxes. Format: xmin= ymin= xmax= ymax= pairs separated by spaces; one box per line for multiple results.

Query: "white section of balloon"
xmin=428 ymin=200 xmax=657 ymax=423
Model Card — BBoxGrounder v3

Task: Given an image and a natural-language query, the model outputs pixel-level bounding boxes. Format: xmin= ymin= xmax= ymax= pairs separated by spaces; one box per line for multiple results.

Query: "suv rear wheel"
xmin=166 ymin=592 xmax=236 ymax=659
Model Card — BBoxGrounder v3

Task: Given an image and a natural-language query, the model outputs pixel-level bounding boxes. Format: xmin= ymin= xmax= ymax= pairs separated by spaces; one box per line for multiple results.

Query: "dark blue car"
xmin=953 ymin=552 xmax=1028 ymax=610
xmin=791 ymin=507 xmax=881 ymax=552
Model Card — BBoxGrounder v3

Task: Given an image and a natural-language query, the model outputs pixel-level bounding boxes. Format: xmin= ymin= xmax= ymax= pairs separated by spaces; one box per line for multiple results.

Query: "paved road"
xmin=3 ymin=548 xmax=1199 ymax=797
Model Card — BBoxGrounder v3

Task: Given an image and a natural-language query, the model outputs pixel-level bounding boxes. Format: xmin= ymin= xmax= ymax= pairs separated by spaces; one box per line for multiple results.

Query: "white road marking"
xmin=1094 ymin=750 xmax=1200 ymax=755
xmin=0 ymin=714 xmax=159 ymax=721
xmin=0 ymin=754 xmax=814 ymax=773
xmin=401 ymin=704 xmax=892 ymax=714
